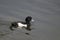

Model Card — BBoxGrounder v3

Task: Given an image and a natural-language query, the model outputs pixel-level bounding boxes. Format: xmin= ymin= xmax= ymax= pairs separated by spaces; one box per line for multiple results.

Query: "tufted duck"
xmin=9 ymin=16 xmax=34 ymax=31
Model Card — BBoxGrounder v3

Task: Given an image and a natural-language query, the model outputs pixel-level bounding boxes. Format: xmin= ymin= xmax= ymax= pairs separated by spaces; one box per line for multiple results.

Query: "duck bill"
xmin=31 ymin=19 xmax=34 ymax=22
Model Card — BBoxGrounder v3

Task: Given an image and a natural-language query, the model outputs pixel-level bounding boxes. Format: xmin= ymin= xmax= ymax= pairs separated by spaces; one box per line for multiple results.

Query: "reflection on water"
xmin=0 ymin=19 xmax=32 ymax=39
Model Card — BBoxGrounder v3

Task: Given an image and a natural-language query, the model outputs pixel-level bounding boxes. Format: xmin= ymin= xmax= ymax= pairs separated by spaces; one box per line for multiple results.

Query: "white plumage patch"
xmin=17 ymin=23 xmax=27 ymax=29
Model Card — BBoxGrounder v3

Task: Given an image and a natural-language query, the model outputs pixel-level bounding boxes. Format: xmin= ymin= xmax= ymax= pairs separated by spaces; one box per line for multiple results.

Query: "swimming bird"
xmin=9 ymin=16 xmax=34 ymax=31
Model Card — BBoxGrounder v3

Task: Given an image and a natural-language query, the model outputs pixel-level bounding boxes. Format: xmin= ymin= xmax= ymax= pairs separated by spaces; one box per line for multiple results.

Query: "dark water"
xmin=0 ymin=0 xmax=60 ymax=40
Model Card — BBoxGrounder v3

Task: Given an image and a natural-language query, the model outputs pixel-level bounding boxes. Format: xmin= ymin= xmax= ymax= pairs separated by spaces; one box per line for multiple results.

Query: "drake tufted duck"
xmin=9 ymin=16 xmax=34 ymax=31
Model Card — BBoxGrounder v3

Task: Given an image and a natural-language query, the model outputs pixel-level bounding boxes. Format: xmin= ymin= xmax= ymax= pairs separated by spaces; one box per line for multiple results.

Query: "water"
xmin=0 ymin=0 xmax=60 ymax=40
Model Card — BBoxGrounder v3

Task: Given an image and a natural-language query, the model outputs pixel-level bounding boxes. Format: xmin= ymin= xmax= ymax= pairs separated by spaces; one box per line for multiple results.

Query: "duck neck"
xmin=26 ymin=21 xmax=30 ymax=24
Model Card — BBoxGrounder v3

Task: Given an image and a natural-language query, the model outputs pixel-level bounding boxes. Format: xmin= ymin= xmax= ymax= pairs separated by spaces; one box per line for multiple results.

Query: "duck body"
xmin=10 ymin=16 xmax=34 ymax=31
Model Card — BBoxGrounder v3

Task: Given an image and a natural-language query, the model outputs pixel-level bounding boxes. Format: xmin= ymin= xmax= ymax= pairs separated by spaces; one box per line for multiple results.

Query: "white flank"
xmin=17 ymin=23 xmax=27 ymax=29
